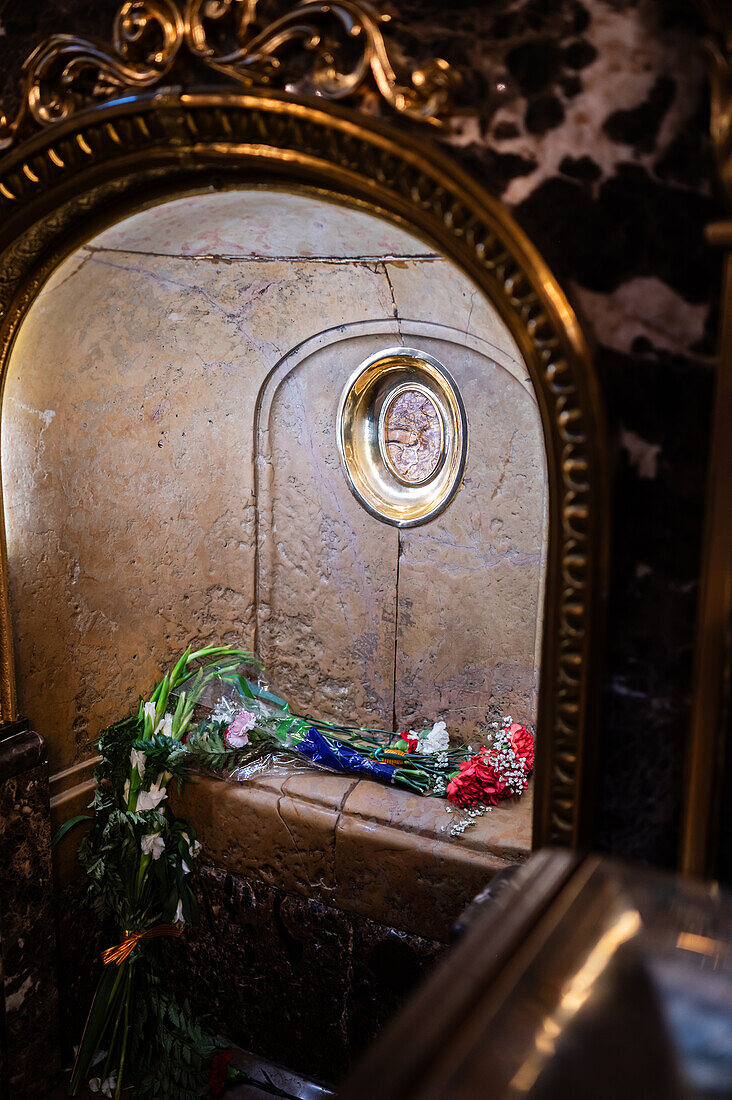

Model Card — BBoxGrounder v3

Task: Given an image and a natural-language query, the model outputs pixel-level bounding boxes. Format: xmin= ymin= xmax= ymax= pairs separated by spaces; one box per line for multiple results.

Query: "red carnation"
xmin=507 ymin=724 xmax=534 ymax=773
xmin=406 ymin=736 xmax=419 ymax=753
xmin=447 ymin=749 xmax=509 ymax=808
xmin=209 ymin=1050 xmax=233 ymax=1097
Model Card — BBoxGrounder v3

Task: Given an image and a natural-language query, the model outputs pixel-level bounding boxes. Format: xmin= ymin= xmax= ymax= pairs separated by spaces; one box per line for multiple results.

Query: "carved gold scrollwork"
xmin=0 ymin=2 xmax=184 ymax=150
xmin=187 ymin=0 xmax=455 ymax=121
xmin=0 ymin=0 xmax=457 ymax=152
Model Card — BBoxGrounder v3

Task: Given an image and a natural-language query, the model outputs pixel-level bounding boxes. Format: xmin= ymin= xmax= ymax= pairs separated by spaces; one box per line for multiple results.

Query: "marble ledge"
xmin=51 ymin=764 xmax=531 ymax=941
xmin=170 ymin=771 xmax=530 ymax=941
xmin=50 ymin=757 xmax=96 ymax=884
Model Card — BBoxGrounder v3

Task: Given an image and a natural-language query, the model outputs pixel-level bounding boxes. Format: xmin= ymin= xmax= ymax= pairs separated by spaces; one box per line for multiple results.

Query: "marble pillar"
xmin=0 ymin=721 xmax=61 ymax=1098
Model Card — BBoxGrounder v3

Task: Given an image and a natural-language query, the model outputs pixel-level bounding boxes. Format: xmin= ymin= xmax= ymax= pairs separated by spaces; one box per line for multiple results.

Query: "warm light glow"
xmin=676 ymin=931 xmax=727 ymax=960
xmin=510 ymin=908 xmax=642 ymax=1093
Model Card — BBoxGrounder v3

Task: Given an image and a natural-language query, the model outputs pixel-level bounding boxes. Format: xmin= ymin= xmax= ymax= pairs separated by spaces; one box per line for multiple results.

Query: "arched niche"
xmin=0 ymin=84 xmax=608 ymax=852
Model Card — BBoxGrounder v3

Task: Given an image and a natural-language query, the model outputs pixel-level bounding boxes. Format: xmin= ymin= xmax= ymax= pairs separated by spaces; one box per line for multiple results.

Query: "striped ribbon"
xmin=102 ymin=924 xmax=183 ymax=966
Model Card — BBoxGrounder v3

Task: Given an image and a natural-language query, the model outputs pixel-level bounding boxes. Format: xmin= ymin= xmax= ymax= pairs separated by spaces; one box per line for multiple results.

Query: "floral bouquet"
xmin=57 ymin=646 xmax=310 ymax=1100
xmin=178 ymin=658 xmax=535 ymax=814
xmin=59 ymin=644 xmax=534 ymax=1098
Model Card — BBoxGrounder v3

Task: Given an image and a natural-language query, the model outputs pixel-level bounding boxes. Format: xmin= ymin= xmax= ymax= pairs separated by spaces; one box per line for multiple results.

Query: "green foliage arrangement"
xmin=58 ymin=645 xmax=285 ymax=1100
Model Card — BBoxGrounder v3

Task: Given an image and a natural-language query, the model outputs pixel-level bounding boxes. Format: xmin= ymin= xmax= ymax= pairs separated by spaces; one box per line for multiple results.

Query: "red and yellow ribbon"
xmin=102 ymin=924 xmax=183 ymax=966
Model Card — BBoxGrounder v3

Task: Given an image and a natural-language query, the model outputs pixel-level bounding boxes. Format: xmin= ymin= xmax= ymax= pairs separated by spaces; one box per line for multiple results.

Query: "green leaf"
xmin=69 ymin=963 xmax=127 ymax=1094
xmin=52 ymin=813 xmax=92 ymax=848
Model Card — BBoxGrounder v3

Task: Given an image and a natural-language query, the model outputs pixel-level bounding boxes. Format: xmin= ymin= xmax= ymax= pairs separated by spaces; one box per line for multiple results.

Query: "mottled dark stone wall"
xmin=0 ymin=736 xmax=61 ymax=1098
xmin=0 ymin=0 xmax=722 ymax=867
xmin=54 ymin=878 xmax=111 ymax=1068
xmin=171 ymin=866 xmax=444 ymax=1083
xmin=56 ymin=866 xmax=444 ymax=1086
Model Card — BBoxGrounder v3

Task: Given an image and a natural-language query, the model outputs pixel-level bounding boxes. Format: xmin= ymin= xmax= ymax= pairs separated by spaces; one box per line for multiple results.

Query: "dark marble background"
xmin=0 ymin=757 xmax=60 ymax=1097
xmin=0 ymin=0 xmax=722 ymax=868
xmin=56 ymin=866 xmax=444 ymax=1085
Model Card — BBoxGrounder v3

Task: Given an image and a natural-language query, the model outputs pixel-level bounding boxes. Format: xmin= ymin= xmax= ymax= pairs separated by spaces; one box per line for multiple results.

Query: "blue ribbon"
xmin=296 ymin=727 xmax=396 ymax=782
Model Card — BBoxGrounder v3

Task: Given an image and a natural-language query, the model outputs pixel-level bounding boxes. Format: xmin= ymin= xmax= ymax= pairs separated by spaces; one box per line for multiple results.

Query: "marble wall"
xmin=1 ymin=190 xmax=546 ymax=772
xmin=257 ymin=323 xmax=545 ymax=736
xmin=0 ymin=727 xmax=60 ymax=1098
xmin=0 ymin=0 xmax=720 ymax=866
xmin=394 ymin=0 xmax=720 ymax=867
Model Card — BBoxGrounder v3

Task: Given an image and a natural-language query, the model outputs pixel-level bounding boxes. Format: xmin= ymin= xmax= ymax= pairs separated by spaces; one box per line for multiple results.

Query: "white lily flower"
xmin=141 ymin=833 xmax=165 ymax=860
xmin=174 ymin=898 xmax=185 ymax=924
xmin=182 ymin=859 xmax=191 ymax=875
xmin=89 ymin=1078 xmax=116 ymax=1098
xmin=155 ymin=713 xmax=174 ymax=739
xmin=130 ymin=747 xmax=146 ymax=777
xmin=144 ymin=701 xmax=156 ymax=725
xmin=180 ymin=831 xmax=202 ymax=859
xmin=136 ymin=779 xmax=167 ymax=812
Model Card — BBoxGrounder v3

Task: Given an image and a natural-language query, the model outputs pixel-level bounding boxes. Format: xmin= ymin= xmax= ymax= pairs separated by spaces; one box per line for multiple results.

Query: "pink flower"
xmin=225 ymin=709 xmax=256 ymax=748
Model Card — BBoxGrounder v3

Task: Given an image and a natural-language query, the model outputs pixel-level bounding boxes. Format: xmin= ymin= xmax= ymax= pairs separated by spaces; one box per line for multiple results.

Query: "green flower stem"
xmin=114 ymin=965 xmax=134 ymax=1100
xmin=70 ymin=964 xmax=126 ymax=1094
xmin=100 ymin=971 xmax=127 ymax=1088
xmin=294 ymin=714 xmax=395 ymax=738
xmin=135 ymin=851 xmax=152 ymax=903
xmin=127 ymin=765 xmax=142 ymax=811
xmin=188 ymin=645 xmax=255 ymax=663
xmin=393 ymin=770 xmax=429 ymax=793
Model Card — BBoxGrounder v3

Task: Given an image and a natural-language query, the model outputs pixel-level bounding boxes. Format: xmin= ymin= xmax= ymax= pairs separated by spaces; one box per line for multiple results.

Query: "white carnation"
xmin=418 ymin=720 xmax=450 ymax=754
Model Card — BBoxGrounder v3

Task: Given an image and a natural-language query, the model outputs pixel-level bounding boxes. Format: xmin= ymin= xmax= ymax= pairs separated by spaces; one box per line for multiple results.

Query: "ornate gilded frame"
xmin=0 ymin=4 xmax=608 ymax=852
xmin=681 ymin=1 xmax=732 ymax=876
